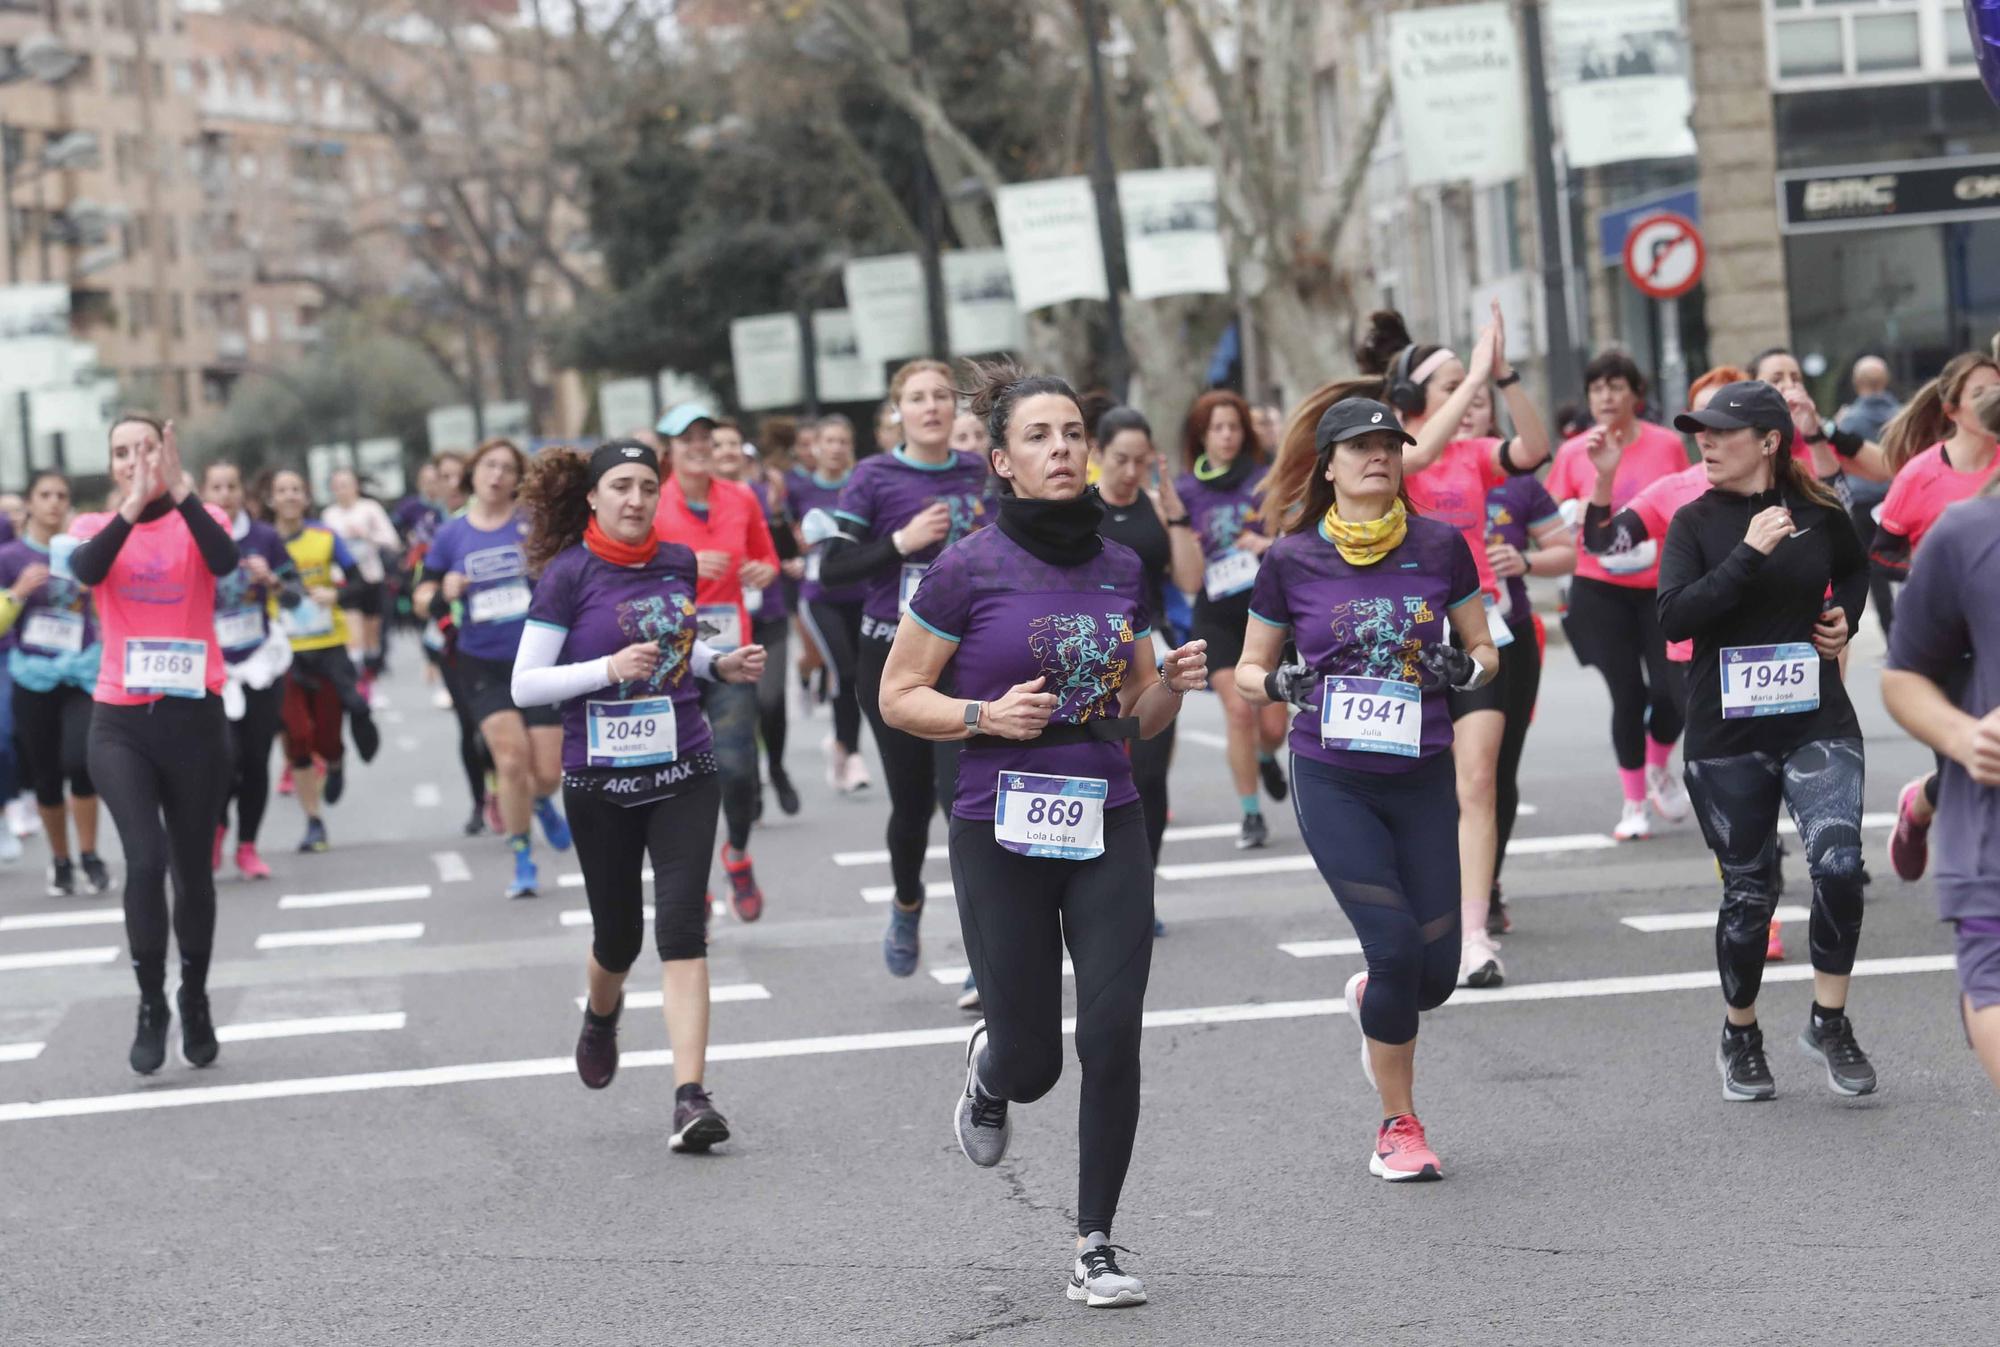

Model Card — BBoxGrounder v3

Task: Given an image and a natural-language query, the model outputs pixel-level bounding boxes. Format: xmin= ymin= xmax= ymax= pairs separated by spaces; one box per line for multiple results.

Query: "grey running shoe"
xmin=955 ymin=1021 xmax=1010 ymax=1167
xmin=1799 ymin=1011 xmax=1878 ymax=1096
xmin=1236 ymin=812 xmax=1269 ymax=850
xmin=1717 ymin=1025 xmax=1777 ymax=1102
xmin=670 ymin=1086 xmax=730 ymax=1152
xmin=1067 ymin=1233 xmax=1146 ymax=1308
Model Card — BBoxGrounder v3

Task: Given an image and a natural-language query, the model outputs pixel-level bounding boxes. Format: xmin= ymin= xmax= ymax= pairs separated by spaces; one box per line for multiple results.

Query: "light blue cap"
xmin=656 ymin=403 xmax=718 ymax=437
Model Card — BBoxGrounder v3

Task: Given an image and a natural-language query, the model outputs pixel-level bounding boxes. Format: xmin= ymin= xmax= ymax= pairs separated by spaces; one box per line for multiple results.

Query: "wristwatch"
xmin=964 ymin=700 xmax=984 ymax=731
xmin=1495 ymin=370 xmax=1522 ymax=389
xmin=1166 ymin=515 xmax=1192 ymax=528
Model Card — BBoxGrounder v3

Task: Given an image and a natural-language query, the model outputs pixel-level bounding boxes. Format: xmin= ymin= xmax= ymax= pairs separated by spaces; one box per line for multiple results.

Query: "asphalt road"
xmin=1 ymin=622 xmax=1992 ymax=1346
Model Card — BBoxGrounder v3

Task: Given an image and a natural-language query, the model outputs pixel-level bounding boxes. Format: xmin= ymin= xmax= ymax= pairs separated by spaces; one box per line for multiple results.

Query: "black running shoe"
xmin=1236 ymin=812 xmax=1269 ymax=850
xmin=80 ymin=852 xmax=112 ymax=895
xmin=324 ymin=764 xmax=346 ymax=805
xmin=1717 ymin=1025 xmax=1777 ymax=1102
xmin=351 ymin=709 xmax=381 ymax=763
xmin=1487 ymin=885 xmax=1511 ymax=937
xmin=670 ymin=1086 xmax=730 ymax=1152
xmin=463 ymin=805 xmax=487 ymax=837
xmin=1800 ymin=1011 xmax=1878 ymax=1096
xmin=1259 ymin=756 xmax=1288 ymax=802
xmin=47 ymin=856 xmax=76 ymax=898
xmin=772 ymin=768 xmax=801 ymax=817
xmin=751 ymin=789 xmax=764 ymax=823
xmin=177 ymin=987 xmax=218 ymax=1069
xmin=576 ymin=997 xmax=621 ymax=1090
xmin=130 ymin=997 xmax=171 ymax=1076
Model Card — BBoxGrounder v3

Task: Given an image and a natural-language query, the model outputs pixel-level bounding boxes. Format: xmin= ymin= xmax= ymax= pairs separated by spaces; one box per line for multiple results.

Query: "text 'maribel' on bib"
xmin=125 ymin=638 xmax=207 ymax=699
xmin=1203 ymin=547 xmax=1258 ymax=601
xmin=1319 ymin=675 xmax=1422 ymax=757
xmin=993 ymin=772 xmax=1108 ymax=860
xmin=585 ymin=697 xmax=678 ymax=768
xmin=1720 ymin=642 xmax=1820 ymax=719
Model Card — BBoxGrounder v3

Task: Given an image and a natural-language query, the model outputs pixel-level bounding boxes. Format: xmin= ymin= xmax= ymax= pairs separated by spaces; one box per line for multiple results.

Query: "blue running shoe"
xmin=507 ymin=850 xmax=539 ymax=900
xmin=883 ymin=903 xmax=920 ymax=977
xmin=534 ymin=797 xmax=572 ymax=851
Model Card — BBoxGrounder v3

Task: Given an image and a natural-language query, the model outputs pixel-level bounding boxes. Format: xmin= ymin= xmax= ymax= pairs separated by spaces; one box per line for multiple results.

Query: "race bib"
xmin=1203 ymin=547 xmax=1259 ymax=600
xmin=744 ymin=586 xmax=765 ymax=615
xmin=585 ymin=697 xmax=678 ymax=768
xmin=697 ymin=603 xmax=743 ymax=651
xmin=898 ymin=563 xmax=927 ymax=619
xmin=22 ymin=610 xmax=84 ymax=654
xmin=1319 ymin=675 xmax=1422 ymax=757
xmin=280 ymin=599 xmax=335 ymax=639
xmin=993 ymin=772 xmax=1107 ymax=860
xmin=805 ymin=551 xmax=823 ymax=584
xmin=214 ymin=606 xmax=265 ymax=651
xmin=125 ymin=638 xmax=207 ymax=699
xmin=469 ymin=580 xmax=531 ymax=625
xmin=1484 ymin=596 xmax=1514 ymax=649
xmin=1720 ymin=643 xmax=1820 ymax=719
xmin=47 ymin=534 xmax=78 ymax=582
xmin=1599 ymin=538 xmax=1658 ymax=575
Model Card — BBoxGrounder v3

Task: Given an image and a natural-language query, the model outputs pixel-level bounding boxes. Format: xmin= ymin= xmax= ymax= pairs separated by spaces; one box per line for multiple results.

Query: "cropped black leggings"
xmin=1685 ymin=737 xmax=1866 ymax=1010
xmin=13 ymin=682 xmax=95 ymax=806
xmin=565 ymin=773 xmax=722 ymax=971
xmin=222 ymin=680 xmax=284 ymax=846
xmin=752 ymin=615 xmax=790 ymax=776
xmin=1566 ymin=577 xmax=1684 ymax=770
xmin=858 ymin=630 xmax=957 ymax=909
xmin=1129 ymin=720 xmax=1176 ymax=865
xmin=950 ymin=802 xmax=1154 ymax=1238
xmin=88 ymin=695 xmax=229 ymax=998
xmin=802 ymin=598 xmax=864 ymax=753
xmin=1293 ymin=750 xmax=1461 ymax=1044
xmin=1492 ymin=625 xmax=1543 ymax=881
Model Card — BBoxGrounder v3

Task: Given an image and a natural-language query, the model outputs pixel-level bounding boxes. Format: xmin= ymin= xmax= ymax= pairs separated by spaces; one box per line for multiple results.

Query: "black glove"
xmin=1263 ymin=661 xmax=1317 ymax=712
xmin=1418 ymin=643 xmax=1481 ymax=691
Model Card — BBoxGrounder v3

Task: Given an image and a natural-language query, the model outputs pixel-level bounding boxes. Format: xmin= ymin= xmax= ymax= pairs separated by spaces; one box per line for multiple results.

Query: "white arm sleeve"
xmin=692 ymin=639 xmax=721 ymax=682
xmin=511 ymin=621 xmax=615 ymax=707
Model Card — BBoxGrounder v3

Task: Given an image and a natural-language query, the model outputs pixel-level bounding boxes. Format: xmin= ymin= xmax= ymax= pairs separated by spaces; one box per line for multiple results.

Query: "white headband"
xmin=1409 ymin=348 xmax=1457 ymax=388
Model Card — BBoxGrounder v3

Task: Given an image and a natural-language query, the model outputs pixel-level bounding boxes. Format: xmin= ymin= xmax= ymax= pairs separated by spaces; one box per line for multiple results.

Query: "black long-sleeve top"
xmin=70 ymin=494 xmax=239 ymax=585
xmin=1657 ymin=483 xmax=1867 ymax=759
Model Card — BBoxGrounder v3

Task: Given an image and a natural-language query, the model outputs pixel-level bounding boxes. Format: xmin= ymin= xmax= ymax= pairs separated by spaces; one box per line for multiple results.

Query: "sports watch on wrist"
xmin=964 ymin=700 xmax=984 ymax=731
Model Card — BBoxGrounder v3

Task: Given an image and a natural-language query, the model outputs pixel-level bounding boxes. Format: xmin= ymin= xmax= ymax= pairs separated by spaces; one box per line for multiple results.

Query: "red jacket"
xmin=655 ymin=475 xmax=778 ymax=649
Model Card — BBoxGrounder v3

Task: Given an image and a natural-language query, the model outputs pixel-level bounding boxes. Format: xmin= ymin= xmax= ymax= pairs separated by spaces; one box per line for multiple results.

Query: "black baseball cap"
xmin=1315 ymin=398 xmax=1417 ymax=454
xmin=1673 ymin=380 xmax=1792 ymax=439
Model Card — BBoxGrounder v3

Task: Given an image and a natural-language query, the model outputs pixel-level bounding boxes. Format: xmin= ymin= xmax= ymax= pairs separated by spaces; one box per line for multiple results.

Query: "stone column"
xmin=1687 ymin=0 xmax=1789 ymax=361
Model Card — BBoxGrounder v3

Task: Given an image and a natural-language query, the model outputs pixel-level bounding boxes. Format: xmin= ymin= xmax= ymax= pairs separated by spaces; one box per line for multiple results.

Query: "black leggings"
xmin=1492 ymin=626 xmax=1543 ymax=881
xmin=1565 ymin=577 xmax=1684 ymax=770
xmin=802 ymin=598 xmax=864 ymax=753
xmin=857 ymin=630 xmax=958 ymax=909
xmin=88 ymin=696 xmax=230 ymax=999
xmin=1292 ymin=750 xmax=1460 ymax=1044
xmin=13 ymin=682 xmax=95 ymax=806
xmin=752 ymin=616 xmax=791 ymax=779
xmin=564 ymin=775 xmax=722 ymax=971
xmin=950 ymin=802 xmax=1153 ymax=1238
xmin=701 ymin=680 xmax=758 ymax=852
xmin=1685 ymin=737 xmax=1865 ymax=1010
xmin=437 ymin=647 xmax=491 ymax=811
xmin=1130 ymin=720 xmax=1176 ymax=866
xmin=223 ymin=680 xmax=284 ymax=846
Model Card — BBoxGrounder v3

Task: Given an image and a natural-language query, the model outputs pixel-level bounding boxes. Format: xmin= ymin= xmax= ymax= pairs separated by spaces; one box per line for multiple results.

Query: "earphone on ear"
xmin=1386 ymin=345 xmax=1427 ymax=418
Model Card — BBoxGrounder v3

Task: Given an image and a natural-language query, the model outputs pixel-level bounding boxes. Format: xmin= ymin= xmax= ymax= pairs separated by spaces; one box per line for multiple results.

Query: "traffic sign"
xmin=1622 ymin=211 xmax=1705 ymax=301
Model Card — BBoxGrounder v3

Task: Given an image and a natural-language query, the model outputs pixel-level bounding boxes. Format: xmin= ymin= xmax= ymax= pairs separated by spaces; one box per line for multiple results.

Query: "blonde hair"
xmin=888 ymin=359 xmax=954 ymax=407
xmin=1257 ymin=376 xmax=1398 ymax=534
xmin=1881 ymin=353 xmax=2000 ymax=473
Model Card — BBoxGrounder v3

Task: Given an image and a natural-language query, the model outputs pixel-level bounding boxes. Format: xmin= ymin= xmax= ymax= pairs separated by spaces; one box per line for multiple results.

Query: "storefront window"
xmin=1785 ymin=221 xmax=2000 ymax=392
xmin=1767 ymin=0 xmax=1969 ymax=86
xmin=1775 ymin=17 xmax=1844 ymax=79
xmin=1853 ymin=14 xmax=1921 ymax=73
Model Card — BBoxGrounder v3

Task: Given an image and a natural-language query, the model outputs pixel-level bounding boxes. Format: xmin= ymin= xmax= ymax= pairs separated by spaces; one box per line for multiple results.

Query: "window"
xmin=249 ymin=305 xmax=269 ymax=342
xmin=169 ymin=293 xmax=184 ymax=339
xmin=1313 ymin=69 xmax=1341 ymax=186
xmin=1767 ymin=0 xmax=1976 ymax=88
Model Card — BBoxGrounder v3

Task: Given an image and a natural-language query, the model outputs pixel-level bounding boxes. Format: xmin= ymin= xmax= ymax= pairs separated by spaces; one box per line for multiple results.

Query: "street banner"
xmin=843 ymin=253 xmax=931 ymax=368
xmin=944 ymin=249 xmax=1025 ymax=356
xmin=731 ymin=313 xmax=803 ymax=412
xmin=598 ymin=377 xmax=655 ymax=437
xmin=1387 ymin=2 xmax=1526 ymax=187
xmin=356 ymin=437 xmax=407 ymax=500
xmin=306 ymin=444 xmax=358 ymax=504
xmin=1117 ymin=167 xmax=1230 ymax=300
xmin=1548 ymin=0 xmax=1697 ymax=169
xmin=813 ymin=309 xmax=887 ymax=404
xmin=426 ymin=401 xmax=530 ymax=453
xmin=0 ymin=284 xmax=75 ymax=393
xmin=995 ymin=177 xmax=1109 ymax=312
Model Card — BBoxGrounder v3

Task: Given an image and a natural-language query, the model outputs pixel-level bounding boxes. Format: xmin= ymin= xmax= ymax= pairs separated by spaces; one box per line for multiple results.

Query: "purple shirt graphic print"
xmin=833 ymin=449 xmax=991 ymax=625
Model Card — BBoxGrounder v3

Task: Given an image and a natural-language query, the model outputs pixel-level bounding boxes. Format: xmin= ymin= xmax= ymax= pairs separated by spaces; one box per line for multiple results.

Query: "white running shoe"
xmin=1646 ymin=763 xmax=1690 ymax=823
xmin=841 ymin=753 xmax=871 ymax=792
xmin=430 ymin=688 xmax=453 ymax=710
xmin=1613 ymin=798 xmax=1652 ymax=841
xmin=1068 ymin=1233 xmax=1146 ymax=1308
xmin=1344 ymin=970 xmax=1374 ymax=1088
xmin=6 ymin=797 xmax=41 ymax=837
xmin=826 ymin=746 xmax=847 ymax=790
xmin=1458 ymin=931 xmax=1504 ymax=989
xmin=0 ymin=828 xmax=20 ymax=864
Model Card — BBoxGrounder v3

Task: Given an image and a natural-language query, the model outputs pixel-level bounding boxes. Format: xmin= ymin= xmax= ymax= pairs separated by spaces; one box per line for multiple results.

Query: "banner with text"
xmin=598 ymin=377 xmax=655 ymax=436
xmin=1388 ymin=2 xmax=1526 ymax=188
xmin=813 ymin=309 xmax=888 ymax=404
xmin=731 ymin=313 xmax=804 ymax=412
xmin=995 ymin=177 xmax=1109 ymax=313
xmin=944 ymin=250 xmax=1025 ymax=356
xmin=1548 ymin=0 xmax=1697 ymax=169
xmin=1117 ymin=167 xmax=1230 ymax=300
xmin=843 ymin=253 xmax=931 ymax=369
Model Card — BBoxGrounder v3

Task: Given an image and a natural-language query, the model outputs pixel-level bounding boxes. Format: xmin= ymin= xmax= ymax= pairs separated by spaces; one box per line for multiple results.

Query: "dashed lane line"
xmin=928 ymin=962 xmax=1070 ymax=985
xmin=571 ymin=984 xmax=770 ymax=1011
xmin=1278 ymin=938 xmax=1364 ymax=959
xmin=0 ymin=1043 xmax=46 ymax=1063
xmin=216 ymin=1013 xmax=407 ymax=1043
xmin=0 ymin=947 xmax=120 ymax=973
xmin=832 ymin=822 xmax=1246 ymax=868
xmin=278 ymin=885 xmax=432 ymax=911
xmin=254 ymin=924 xmax=426 ymax=951
xmin=0 ymin=908 xmax=123 ymax=933
xmin=1624 ymin=904 xmax=1811 ymax=933
xmin=432 ymin=852 xmax=472 ymax=883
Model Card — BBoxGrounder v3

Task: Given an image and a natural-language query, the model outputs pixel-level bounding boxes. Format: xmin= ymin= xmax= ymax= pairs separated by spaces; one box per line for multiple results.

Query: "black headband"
xmin=589 ymin=440 xmax=658 ymax=488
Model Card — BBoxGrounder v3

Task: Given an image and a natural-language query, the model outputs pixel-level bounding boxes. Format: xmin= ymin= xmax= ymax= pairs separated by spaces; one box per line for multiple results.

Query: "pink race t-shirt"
xmin=1879 ymin=443 xmax=1998 ymax=555
xmin=1545 ymin=420 xmax=1691 ymax=588
xmin=1407 ymin=437 xmax=1506 ymax=596
xmin=70 ymin=503 xmax=231 ymax=705
xmin=1623 ymin=462 xmax=1711 ymax=662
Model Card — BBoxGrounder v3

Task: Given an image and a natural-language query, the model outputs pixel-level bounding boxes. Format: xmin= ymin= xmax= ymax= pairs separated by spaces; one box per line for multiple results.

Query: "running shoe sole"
xmin=1344 ymin=970 xmax=1374 ymax=1089
xmin=955 ymin=1023 xmax=1010 ymax=1167
xmin=1368 ymin=1151 xmax=1442 ymax=1182
xmin=1798 ymin=1032 xmax=1878 ymax=1097
xmin=1067 ymin=1279 xmax=1147 ymax=1308
xmin=1462 ymin=957 xmax=1503 ymax=989
xmin=670 ymin=1114 xmax=730 ymax=1152
xmin=1716 ymin=1043 xmax=1777 ymax=1102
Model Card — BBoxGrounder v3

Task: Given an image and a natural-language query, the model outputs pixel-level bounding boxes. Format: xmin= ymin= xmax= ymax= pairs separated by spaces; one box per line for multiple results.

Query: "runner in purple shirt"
xmin=880 ymin=363 xmax=1205 ymax=1309
xmin=512 ymin=438 xmax=765 ymax=1153
xmin=1237 ymin=393 xmax=1497 ymax=1185
xmin=790 ymin=414 xmax=872 ymax=795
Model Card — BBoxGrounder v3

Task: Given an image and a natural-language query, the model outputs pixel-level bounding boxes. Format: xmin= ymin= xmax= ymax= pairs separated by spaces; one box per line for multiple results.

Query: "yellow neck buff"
xmin=1320 ymin=497 xmax=1408 ymax=566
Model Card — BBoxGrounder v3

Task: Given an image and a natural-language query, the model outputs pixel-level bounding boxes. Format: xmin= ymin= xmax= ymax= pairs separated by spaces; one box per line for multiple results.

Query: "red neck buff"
xmin=584 ymin=518 xmax=658 ymax=567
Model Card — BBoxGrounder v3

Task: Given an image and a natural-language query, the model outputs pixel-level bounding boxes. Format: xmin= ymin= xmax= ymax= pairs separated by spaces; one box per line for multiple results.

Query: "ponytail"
xmin=520 ymin=447 xmax=594 ymax=573
xmin=1881 ymin=352 xmax=2000 ymax=473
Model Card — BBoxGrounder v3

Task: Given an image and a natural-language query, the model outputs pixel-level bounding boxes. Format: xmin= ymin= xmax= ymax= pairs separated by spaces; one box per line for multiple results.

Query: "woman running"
xmin=201 ymin=461 xmax=292 ymax=881
xmin=269 ymin=469 xmax=382 ymax=854
xmin=409 ymin=452 xmax=493 ymax=832
xmin=1363 ymin=306 xmax=1552 ymax=983
xmin=652 ymin=405 xmax=780 ymax=918
xmin=793 ymin=414 xmax=872 ymax=794
xmin=320 ymin=467 xmax=401 ymax=703
xmin=0 ymin=469 xmax=109 ymax=896
xmin=880 ymin=364 xmax=1206 ymax=1308
xmin=1177 ymin=389 xmax=1288 ymax=849
xmin=513 ymin=439 xmax=766 ymax=1151
xmin=68 ymin=416 xmax=238 ymax=1074
xmin=1880 ymin=461 xmax=2000 ymax=1089
xmin=1871 ymin=353 xmax=2000 ymax=882
xmin=822 ymin=360 xmax=990 ymax=977
xmin=1240 ymin=392 xmax=1497 ymax=1181
xmin=718 ymin=419 xmax=804 ymax=818
xmin=1545 ymin=351 xmax=1694 ymax=840
xmin=419 ymin=439 xmax=570 ymax=896
xmin=1660 ymin=380 xmax=1873 ymax=1101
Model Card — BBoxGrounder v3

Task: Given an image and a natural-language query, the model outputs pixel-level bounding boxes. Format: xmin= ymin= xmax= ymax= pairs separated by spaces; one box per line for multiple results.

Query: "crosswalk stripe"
xmin=413 ymin=784 xmax=441 ymax=808
xmin=216 ymin=1013 xmax=407 ymax=1043
xmin=861 ymin=881 xmax=954 ymax=904
xmin=558 ymin=869 xmax=654 ymax=889
xmin=0 ymin=947 xmax=119 ymax=973
xmin=559 ymin=906 xmax=653 ymax=928
xmin=928 ymin=961 xmax=1072 ymax=985
xmin=833 ymin=822 xmax=1248 ymax=868
xmin=278 ymin=886 xmax=431 ymax=910
xmin=0 ymin=908 xmax=123 ymax=932
xmin=1278 ymin=938 xmax=1364 ymax=959
xmin=254 ymin=924 xmax=426 ymax=951
xmin=572 ymin=984 xmax=769 ymax=1011
xmin=1623 ymin=904 xmax=1811 ymax=933
xmin=0 ymin=1043 xmax=46 ymax=1063
xmin=431 ymin=852 xmax=471 ymax=883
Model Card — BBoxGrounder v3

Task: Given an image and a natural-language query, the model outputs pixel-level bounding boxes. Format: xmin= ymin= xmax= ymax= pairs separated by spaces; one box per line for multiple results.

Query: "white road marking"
xmin=559 ymin=869 xmax=653 ymax=889
xmin=431 ymin=852 xmax=471 ymax=884
xmin=1623 ymin=904 xmax=1812 ymax=933
xmin=1 ymin=955 xmax=1953 ymax=1124
xmin=254 ymin=924 xmax=426 ymax=951
xmin=0 ymin=908 xmax=123 ymax=932
xmin=833 ymin=821 xmax=1248 ymax=868
xmin=0 ymin=1042 xmax=46 ymax=1063
xmin=1157 ymin=832 xmax=1618 ymax=882
xmin=216 ymin=1013 xmax=407 ymax=1043
xmin=0 ymin=947 xmax=119 ymax=973
xmin=1517 ymin=803 xmax=1539 ymax=816
xmin=278 ymin=885 xmax=431 ymax=911
xmin=559 ymin=905 xmax=654 ymax=928
xmin=412 ymin=784 xmax=441 ymax=808
xmin=1278 ymin=938 xmax=1365 ymax=959
xmin=1778 ymin=811 xmax=1894 ymax=834
xmin=861 ymin=881 xmax=955 ymax=904
xmin=378 ymin=709 xmax=406 ymax=725
xmin=572 ymin=984 xmax=769 ymax=1011
xmin=928 ymin=961 xmax=1071 ymax=985
xmin=394 ymin=735 xmax=420 ymax=752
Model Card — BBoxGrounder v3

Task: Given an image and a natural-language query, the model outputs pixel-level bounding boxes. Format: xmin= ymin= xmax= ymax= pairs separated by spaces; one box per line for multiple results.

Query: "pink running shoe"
xmin=1370 ymin=1113 xmax=1443 ymax=1182
xmin=1888 ymin=777 xmax=1932 ymax=882
xmin=1765 ymin=920 xmax=1785 ymax=962
xmin=278 ymin=765 xmax=295 ymax=797
xmin=1344 ymin=971 xmax=1374 ymax=1089
xmin=235 ymin=843 xmax=272 ymax=881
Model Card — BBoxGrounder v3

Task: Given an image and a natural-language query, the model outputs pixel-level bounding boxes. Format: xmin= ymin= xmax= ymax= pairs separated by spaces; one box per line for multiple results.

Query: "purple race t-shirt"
xmin=214 ymin=517 xmax=292 ymax=662
xmin=1176 ymin=460 xmax=1270 ymax=613
xmin=426 ymin=513 xmax=532 ymax=662
xmin=907 ymin=527 xmax=1151 ymax=821
xmin=526 ymin=541 xmax=714 ymax=774
xmin=1248 ymin=514 xmax=1482 ymax=773
xmin=746 ymin=476 xmax=790 ymax=625
xmin=1483 ymin=474 xmax=1561 ymax=624
xmin=834 ymin=449 xmax=991 ymax=626
xmin=791 ymin=469 xmax=864 ymax=605
xmin=0 ymin=535 xmax=98 ymax=659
